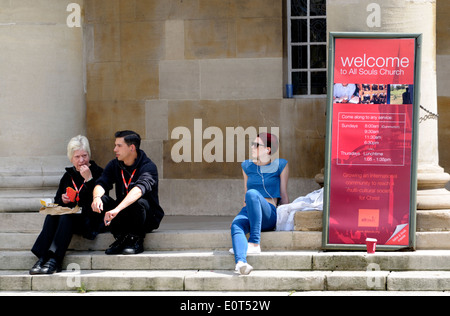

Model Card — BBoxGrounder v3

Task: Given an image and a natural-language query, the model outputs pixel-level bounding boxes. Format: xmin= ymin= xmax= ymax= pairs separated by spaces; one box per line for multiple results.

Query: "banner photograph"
xmin=323 ymin=33 xmax=422 ymax=251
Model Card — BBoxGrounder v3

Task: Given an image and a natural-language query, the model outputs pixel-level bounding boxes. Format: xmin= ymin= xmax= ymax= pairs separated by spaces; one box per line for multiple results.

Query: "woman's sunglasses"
xmin=251 ymin=142 xmax=265 ymax=148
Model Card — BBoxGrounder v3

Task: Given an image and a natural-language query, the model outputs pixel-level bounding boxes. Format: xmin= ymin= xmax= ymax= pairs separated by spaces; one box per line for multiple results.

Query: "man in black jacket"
xmin=92 ymin=131 xmax=164 ymax=255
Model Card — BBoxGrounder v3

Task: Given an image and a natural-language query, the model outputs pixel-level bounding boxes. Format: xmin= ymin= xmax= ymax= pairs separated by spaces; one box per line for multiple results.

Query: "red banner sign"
xmin=324 ymin=35 xmax=419 ymax=250
xmin=334 ymin=38 xmax=415 ymax=84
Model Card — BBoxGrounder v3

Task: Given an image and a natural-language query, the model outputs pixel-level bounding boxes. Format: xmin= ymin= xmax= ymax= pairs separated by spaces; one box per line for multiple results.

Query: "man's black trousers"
xmin=101 ymin=195 xmax=151 ymax=239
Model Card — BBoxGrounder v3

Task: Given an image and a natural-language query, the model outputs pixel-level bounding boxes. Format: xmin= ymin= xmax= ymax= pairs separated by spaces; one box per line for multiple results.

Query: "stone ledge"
xmin=416 ymin=231 xmax=450 ymax=250
xmin=294 ymin=211 xmax=322 ymax=231
xmin=417 ymin=189 xmax=450 ymax=210
xmin=5 ymin=250 xmax=450 ymax=272
xmin=4 ymin=269 xmax=450 ymax=292
xmin=417 ymin=210 xmax=450 ymax=231
xmin=388 ymin=271 xmax=450 ymax=291
xmin=0 ymin=231 xmax=323 ymax=252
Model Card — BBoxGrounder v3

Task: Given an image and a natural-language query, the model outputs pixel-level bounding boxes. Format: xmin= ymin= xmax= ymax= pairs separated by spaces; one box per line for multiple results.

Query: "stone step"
xmin=0 ymin=215 xmax=322 ymax=251
xmin=3 ymin=230 xmax=450 ymax=252
xmin=0 ymin=251 xmax=311 ymax=271
xmin=3 ymin=269 xmax=450 ymax=292
xmin=3 ymin=210 xmax=450 ymax=233
xmin=2 ymin=214 xmax=450 ymax=252
xmin=4 ymin=250 xmax=450 ymax=292
xmin=4 ymin=250 xmax=450 ymax=272
xmin=0 ymin=190 xmax=56 ymax=213
xmin=0 ymin=231 xmax=322 ymax=252
xmin=0 ymin=214 xmax=236 ymax=233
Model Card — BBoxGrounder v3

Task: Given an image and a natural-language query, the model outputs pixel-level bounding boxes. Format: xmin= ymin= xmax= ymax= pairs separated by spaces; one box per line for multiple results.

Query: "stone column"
xmin=326 ymin=0 xmax=450 ymax=247
xmin=0 ymin=1 xmax=85 ymax=211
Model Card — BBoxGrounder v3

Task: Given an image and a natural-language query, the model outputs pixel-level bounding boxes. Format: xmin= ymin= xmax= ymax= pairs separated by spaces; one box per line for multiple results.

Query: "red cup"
xmin=366 ymin=238 xmax=377 ymax=254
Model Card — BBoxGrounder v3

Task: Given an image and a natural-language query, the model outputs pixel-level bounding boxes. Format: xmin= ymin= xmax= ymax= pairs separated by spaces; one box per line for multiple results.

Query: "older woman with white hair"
xmin=30 ymin=135 xmax=104 ymax=275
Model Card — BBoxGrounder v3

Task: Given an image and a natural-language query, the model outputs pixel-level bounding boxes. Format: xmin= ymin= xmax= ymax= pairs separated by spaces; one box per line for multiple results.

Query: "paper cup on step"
xmin=366 ymin=238 xmax=377 ymax=254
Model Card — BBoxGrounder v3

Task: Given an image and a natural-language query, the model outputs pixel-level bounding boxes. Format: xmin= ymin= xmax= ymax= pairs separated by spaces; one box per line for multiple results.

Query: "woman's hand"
xmin=61 ymin=193 xmax=71 ymax=205
xmin=79 ymin=165 xmax=93 ymax=182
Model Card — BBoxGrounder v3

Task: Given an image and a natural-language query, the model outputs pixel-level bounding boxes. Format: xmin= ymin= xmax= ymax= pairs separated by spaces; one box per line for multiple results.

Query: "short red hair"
xmin=258 ymin=132 xmax=278 ymax=154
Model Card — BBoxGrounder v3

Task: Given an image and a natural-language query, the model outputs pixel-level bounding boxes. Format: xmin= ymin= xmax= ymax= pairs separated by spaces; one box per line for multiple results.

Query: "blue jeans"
xmin=231 ymin=189 xmax=277 ymax=263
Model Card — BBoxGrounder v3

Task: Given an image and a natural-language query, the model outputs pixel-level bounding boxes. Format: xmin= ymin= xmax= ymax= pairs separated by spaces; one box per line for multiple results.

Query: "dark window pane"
xmin=291 ymin=19 xmax=307 ymax=43
xmin=310 ymin=18 xmax=327 ymax=42
xmin=310 ymin=45 xmax=326 ymax=69
xmin=288 ymin=0 xmax=328 ymax=96
xmin=310 ymin=0 xmax=326 ymax=16
xmin=311 ymin=71 xmax=327 ymax=94
xmin=292 ymin=46 xmax=308 ymax=69
xmin=291 ymin=0 xmax=307 ymax=16
xmin=293 ymin=72 xmax=308 ymax=95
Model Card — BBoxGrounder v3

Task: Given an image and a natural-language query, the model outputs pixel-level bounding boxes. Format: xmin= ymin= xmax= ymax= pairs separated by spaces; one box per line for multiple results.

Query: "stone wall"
xmin=0 ymin=0 xmax=85 ymax=211
xmin=85 ymin=0 xmax=324 ymax=215
xmin=84 ymin=0 xmax=450 ymax=215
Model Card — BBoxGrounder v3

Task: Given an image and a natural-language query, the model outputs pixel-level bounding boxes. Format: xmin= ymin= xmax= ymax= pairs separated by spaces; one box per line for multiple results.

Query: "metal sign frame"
xmin=322 ymin=32 xmax=422 ymax=251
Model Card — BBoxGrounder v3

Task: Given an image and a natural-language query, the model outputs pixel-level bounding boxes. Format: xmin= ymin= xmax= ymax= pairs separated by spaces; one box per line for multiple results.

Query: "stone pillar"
xmin=326 ymin=0 xmax=450 ymax=248
xmin=0 ymin=1 xmax=85 ymax=211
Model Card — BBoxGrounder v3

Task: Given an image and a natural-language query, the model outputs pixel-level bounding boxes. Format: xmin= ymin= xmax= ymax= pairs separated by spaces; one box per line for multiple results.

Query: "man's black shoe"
xmin=105 ymin=235 xmax=127 ymax=255
xmin=40 ymin=258 xmax=62 ymax=275
xmin=29 ymin=257 xmax=46 ymax=275
xmin=122 ymin=235 xmax=144 ymax=255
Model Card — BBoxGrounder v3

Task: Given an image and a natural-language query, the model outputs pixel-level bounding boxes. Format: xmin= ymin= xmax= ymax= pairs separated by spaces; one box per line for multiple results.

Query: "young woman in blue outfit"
xmin=230 ymin=133 xmax=289 ymax=275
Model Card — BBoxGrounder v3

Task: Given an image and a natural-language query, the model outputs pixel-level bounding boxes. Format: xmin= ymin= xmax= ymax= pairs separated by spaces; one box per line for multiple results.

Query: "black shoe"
xmin=105 ymin=235 xmax=127 ymax=255
xmin=82 ymin=230 xmax=99 ymax=241
xmin=122 ymin=235 xmax=144 ymax=255
xmin=29 ymin=258 xmax=46 ymax=275
xmin=40 ymin=258 xmax=62 ymax=275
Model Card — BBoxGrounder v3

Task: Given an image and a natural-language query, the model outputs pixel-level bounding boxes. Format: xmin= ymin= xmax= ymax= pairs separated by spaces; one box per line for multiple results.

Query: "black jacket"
xmin=54 ymin=161 xmax=104 ymax=238
xmin=96 ymin=150 xmax=164 ymax=231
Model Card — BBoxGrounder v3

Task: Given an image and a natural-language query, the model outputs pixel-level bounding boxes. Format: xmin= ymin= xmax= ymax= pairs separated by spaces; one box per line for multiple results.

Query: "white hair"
xmin=67 ymin=135 xmax=91 ymax=160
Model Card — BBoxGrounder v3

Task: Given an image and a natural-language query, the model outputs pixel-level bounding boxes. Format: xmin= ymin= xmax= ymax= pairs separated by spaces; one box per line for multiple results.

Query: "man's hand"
xmin=91 ymin=196 xmax=103 ymax=213
xmin=104 ymin=209 xmax=120 ymax=226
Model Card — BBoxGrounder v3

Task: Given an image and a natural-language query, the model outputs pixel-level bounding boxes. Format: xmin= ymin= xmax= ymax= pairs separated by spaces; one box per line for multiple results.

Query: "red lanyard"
xmin=71 ymin=178 xmax=85 ymax=203
xmin=121 ymin=169 xmax=137 ymax=194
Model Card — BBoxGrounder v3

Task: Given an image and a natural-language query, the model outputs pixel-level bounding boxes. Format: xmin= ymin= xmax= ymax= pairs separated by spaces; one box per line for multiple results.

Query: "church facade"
xmin=0 ymin=0 xmax=448 ymax=218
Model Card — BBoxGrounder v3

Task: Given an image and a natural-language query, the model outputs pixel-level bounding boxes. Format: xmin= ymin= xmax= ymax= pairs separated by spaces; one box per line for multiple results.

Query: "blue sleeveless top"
xmin=242 ymin=159 xmax=288 ymax=199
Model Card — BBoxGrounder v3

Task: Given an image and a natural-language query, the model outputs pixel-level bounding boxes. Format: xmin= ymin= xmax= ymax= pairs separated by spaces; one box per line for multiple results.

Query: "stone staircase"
xmin=2 ymin=213 xmax=450 ymax=293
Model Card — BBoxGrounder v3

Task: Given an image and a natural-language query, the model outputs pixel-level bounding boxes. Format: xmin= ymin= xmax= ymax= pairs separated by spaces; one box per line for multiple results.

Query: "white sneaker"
xmin=247 ymin=245 xmax=261 ymax=255
xmin=229 ymin=244 xmax=261 ymax=255
xmin=235 ymin=261 xmax=253 ymax=275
